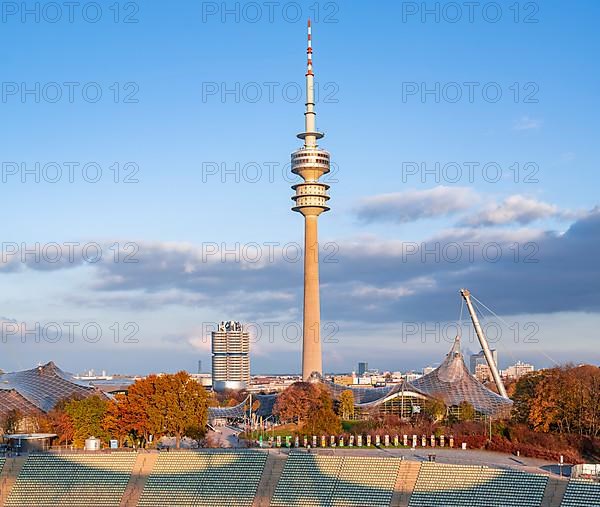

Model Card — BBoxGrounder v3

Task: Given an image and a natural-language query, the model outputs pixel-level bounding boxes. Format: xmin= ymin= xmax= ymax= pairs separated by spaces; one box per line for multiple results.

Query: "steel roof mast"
xmin=460 ymin=288 xmax=509 ymax=399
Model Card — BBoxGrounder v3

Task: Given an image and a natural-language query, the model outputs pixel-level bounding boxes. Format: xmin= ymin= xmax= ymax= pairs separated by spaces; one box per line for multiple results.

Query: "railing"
xmin=571 ymin=463 xmax=600 ymax=481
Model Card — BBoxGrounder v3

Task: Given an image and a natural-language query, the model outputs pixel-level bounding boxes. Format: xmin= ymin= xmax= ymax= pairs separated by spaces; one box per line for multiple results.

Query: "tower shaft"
xmin=302 ymin=215 xmax=323 ymax=379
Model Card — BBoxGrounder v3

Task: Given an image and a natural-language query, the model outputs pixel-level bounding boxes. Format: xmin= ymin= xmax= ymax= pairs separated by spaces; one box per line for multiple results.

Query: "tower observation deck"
xmin=291 ymin=20 xmax=331 ymax=380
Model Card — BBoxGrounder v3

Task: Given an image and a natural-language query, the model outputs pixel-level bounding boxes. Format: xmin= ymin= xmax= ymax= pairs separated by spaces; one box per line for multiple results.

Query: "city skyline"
xmin=1 ymin=2 xmax=600 ymax=375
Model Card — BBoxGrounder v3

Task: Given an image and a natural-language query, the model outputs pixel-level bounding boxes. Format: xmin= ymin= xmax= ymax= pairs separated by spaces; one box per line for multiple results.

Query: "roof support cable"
xmin=471 ymin=294 xmax=559 ymax=367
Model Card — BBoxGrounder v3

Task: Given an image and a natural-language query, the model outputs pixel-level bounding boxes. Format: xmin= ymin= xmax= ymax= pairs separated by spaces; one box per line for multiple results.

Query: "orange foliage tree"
xmin=102 ymin=394 xmax=131 ymax=447
xmin=274 ymin=382 xmax=341 ymax=434
xmin=512 ymin=364 xmax=600 ymax=437
xmin=274 ymin=382 xmax=320 ymax=425
xmin=102 ymin=372 xmax=210 ymax=448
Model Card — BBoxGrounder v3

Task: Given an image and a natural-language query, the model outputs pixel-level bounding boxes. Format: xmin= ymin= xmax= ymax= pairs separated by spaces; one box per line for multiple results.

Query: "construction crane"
xmin=460 ymin=288 xmax=509 ymax=399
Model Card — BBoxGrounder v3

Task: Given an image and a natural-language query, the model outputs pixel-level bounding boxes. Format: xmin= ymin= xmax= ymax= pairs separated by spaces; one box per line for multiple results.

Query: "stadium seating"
xmin=270 ymin=452 xmax=402 ymax=507
xmin=561 ymin=478 xmax=600 ymax=507
xmin=1 ymin=451 xmax=580 ymax=507
xmin=334 ymin=455 xmax=402 ymax=507
xmin=138 ymin=450 xmax=267 ymax=507
xmin=271 ymin=453 xmax=340 ymax=506
xmin=409 ymin=462 xmax=548 ymax=507
xmin=4 ymin=452 xmax=136 ymax=507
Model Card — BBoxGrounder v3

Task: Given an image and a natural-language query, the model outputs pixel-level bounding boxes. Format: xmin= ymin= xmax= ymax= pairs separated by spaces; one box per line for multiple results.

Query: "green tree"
xmin=64 ymin=396 xmax=109 ymax=447
xmin=458 ymin=401 xmax=476 ymax=422
xmin=423 ymin=398 xmax=446 ymax=423
xmin=339 ymin=390 xmax=355 ymax=420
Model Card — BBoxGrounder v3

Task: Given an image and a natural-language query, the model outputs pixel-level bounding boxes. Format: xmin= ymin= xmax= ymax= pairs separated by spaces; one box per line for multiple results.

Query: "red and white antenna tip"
xmin=306 ymin=18 xmax=313 ymax=75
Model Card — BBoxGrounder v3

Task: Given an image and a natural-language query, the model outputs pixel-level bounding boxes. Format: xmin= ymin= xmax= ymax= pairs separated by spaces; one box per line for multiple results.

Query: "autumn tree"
xmin=119 ymin=375 xmax=159 ymax=444
xmin=104 ymin=372 xmax=210 ymax=449
xmin=512 ymin=365 xmax=600 ymax=438
xmin=339 ymin=390 xmax=355 ymax=420
xmin=47 ymin=399 xmax=76 ymax=444
xmin=1 ymin=409 xmax=22 ymax=434
xmin=215 ymin=388 xmax=248 ymax=407
xmin=102 ymin=395 xmax=130 ymax=447
xmin=511 ymin=370 xmax=543 ymax=424
xmin=274 ymin=382 xmax=341 ymax=434
xmin=526 ymin=369 xmax=564 ymax=433
xmin=306 ymin=385 xmax=342 ymax=435
xmin=151 ymin=372 xmax=210 ymax=448
xmin=274 ymin=382 xmax=320 ymax=425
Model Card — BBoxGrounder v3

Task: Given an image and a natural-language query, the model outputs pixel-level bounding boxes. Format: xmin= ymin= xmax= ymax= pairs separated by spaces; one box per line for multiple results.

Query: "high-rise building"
xmin=291 ymin=20 xmax=331 ymax=381
xmin=358 ymin=362 xmax=368 ymax=376
xmin=211 ymin=321 xmax=250 ymax=391
xmin=470 ymin=349 xmax=498 ymax=374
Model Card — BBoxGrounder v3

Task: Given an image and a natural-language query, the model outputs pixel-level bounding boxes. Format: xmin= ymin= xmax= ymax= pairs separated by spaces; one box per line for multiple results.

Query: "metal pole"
xmin=401 ymin=380 xmax=405 ymax=419
xmin=460 ymin=288 xmax=508 ymax=399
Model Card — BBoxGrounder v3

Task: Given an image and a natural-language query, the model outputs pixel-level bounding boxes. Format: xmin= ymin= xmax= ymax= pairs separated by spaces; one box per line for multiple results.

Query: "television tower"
xmin=291 ymin=19 xmax=331 ymax=381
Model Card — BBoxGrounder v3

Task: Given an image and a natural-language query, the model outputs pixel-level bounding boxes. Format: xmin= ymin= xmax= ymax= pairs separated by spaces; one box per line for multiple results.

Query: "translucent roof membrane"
xmin=408 ymin=339 xmax=512 ymax=417
xmin=0 ymin=362 xmax=102 ymax=417
xmin=208 ymin=394 xmax=277 ymax=421
xmin=324 ymin=338 xmax=512 ymax=418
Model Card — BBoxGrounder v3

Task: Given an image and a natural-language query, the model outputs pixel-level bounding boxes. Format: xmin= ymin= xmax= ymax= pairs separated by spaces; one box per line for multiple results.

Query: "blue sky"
xmin=1 ymin=1 xmax=599 ymax=375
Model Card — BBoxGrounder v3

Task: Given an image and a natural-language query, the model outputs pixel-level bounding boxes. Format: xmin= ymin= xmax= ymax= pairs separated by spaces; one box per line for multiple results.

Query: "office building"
xmin=470 ymin=349 xmax=498 ymax=374
xmin=212 ymin=321 xmax=250 ymax=391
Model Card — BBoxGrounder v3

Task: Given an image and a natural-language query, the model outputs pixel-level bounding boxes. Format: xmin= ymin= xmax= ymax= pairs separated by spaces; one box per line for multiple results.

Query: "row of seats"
xmin=138 ymin=450 xmax=268 ymax=507
xmin=409 ymin=462 xmax=548 ymax=507
xmin=561 ymin=478 xmax=600 ymax=507
xmin=271 ymin=452 xmax=403 ymax=507
xmin=5 ymin=453 xmax=136 ymax=507
xmin=4 ymin=450 xmax=594 ymax=507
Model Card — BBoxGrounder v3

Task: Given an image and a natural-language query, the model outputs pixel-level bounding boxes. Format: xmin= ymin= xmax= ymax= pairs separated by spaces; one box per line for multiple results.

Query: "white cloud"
xmin=357 ymin=186 xmax=477 ymax=224
xmin=462 ymin=195 xmax=569 ymax=227
xmin=514 ymin=116 xmax=542 ymax=131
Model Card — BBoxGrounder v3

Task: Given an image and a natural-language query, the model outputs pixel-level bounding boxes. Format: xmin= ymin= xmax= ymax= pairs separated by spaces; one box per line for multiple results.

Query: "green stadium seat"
xmin=138 ymin=450 xmax=267 ymax=507
xmin=560 ymin=478 xmax=600 ymax=507
xmin=5 ymin=452 xmax=136 ymax=507
xmin=270 ymin=452 xmax=402 ymax=507
xmin=408 ymin=462 xmax=548 ymax=507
